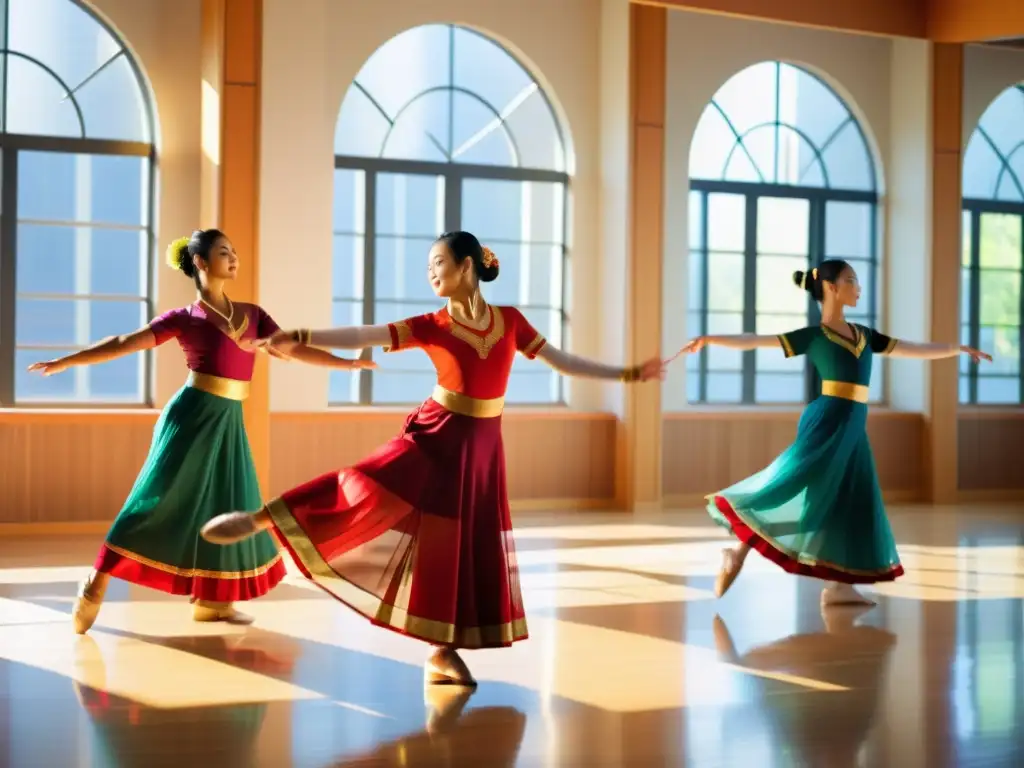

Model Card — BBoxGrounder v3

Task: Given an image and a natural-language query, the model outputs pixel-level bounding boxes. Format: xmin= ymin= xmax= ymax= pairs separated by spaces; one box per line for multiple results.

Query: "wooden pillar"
xmin=926 ymin=43 xmax=962 ymax=504
xmin=201 ymin=0 xmax=269 ymax=494
xmin=619 ymin=4 xmax=667 ymax=509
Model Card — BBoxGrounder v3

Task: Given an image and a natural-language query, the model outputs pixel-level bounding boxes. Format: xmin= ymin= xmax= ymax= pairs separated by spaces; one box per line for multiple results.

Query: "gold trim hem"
xmin=103 ymin=542 xmax=282 ymax=580
xmin=267 ymin=496 xmax=528 ymax=647
xmin=709 ymin=494 xmax=901 ymax=578
xmin=186 ymin=372 xmax=250 ymax=401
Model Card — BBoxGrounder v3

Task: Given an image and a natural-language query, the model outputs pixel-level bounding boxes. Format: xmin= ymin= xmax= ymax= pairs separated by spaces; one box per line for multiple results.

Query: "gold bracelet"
xmin=620 ymin=365 xmax=641 ymax=383
xmin=290 ymin=328 xmax=311 ymax=345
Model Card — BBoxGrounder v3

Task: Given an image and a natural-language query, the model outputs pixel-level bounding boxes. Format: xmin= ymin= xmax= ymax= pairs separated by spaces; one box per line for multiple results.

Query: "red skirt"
xmin=265 ymin=398 xmax=527 ymax=649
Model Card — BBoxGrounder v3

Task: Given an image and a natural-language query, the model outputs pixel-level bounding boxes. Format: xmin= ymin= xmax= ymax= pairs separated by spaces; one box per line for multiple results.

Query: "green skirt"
xmin=707 ymin=396 xmax=903 ymax=584
xmin=95 ymin=384 xmax=285 ymax=601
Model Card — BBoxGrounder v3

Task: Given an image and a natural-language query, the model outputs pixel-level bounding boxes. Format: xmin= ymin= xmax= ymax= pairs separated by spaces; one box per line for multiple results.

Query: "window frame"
xmin=959 ymin=201 xmax=1024 ymax=405
xmin=0 ymin=0 xmax=157 ymax=408
xmin=687 ymin=63 xmax=881 ymax=406
xmin=330 ymin=25 xmax=571 ymax=407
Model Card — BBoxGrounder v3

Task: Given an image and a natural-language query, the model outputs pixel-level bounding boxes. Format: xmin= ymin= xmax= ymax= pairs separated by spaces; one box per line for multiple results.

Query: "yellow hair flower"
xmin=165 ymin=236 xmax=191 ymax=271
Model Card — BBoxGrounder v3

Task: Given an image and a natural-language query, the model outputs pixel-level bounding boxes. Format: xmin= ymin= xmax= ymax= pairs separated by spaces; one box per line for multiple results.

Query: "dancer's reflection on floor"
xmin=713 ymin=606 xmax=897 ymax=768
xmin=327 ymin=686 xmax=527 ymax=768
xmin=71 ymin=634 xmax=278 ymax=768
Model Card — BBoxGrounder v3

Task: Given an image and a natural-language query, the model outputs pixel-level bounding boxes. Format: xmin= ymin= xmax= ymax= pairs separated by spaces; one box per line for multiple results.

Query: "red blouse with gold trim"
xmin=385 ymin=306 xmax=545 ymax=400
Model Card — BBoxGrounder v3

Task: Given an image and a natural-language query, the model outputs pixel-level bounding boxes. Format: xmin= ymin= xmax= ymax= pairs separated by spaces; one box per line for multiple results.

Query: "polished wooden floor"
xmin=0 ymin=506 xmax=1022 ymax=767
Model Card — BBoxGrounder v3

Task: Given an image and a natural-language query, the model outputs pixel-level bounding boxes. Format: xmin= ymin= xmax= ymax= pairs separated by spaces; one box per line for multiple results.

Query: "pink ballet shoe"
xmin=201 ymin=512 xmax=260 ymax=545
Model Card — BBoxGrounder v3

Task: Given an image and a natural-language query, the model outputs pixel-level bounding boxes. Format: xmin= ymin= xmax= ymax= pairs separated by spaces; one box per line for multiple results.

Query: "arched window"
xmin=330 ymin=24 xmax=569 ymax=405
xmin=960 ymin=85 xmax=1024 ymax=405
xmin=1 ymin=0 xmax=155 ymax=405
xmin=686 ymin=61 xmax=880 ymax=405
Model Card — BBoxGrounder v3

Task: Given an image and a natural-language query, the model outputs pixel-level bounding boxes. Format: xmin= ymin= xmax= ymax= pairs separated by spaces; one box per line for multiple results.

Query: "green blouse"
xmin=778 ymin=324 xmax=898 ymax=386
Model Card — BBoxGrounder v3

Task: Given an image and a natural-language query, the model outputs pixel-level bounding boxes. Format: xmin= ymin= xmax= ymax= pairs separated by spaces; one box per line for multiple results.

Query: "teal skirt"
xmin=707 ymin=396 xmax=903 ymax=583
xmin=94 ymin=384 xmax=286 ymax=601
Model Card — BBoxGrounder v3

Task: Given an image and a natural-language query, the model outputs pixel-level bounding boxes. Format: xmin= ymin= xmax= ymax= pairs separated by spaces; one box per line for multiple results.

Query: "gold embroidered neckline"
xmin=445 ymin=306 xmax=505 ymax=359
xmin=821 ymin=322 xmax=865 ymax=358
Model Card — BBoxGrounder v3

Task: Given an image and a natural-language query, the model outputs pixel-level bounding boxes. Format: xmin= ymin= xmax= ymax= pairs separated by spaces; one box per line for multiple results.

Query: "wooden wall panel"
xmin=958 ymin=411 xmax=1024 ymax=491
xmin=662 ymin=412 xmax=926 ymax=502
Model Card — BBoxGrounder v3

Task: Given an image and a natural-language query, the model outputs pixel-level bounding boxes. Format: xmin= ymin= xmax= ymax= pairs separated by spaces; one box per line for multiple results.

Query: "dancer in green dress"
xmin=28 ymin=229 xmax=374 ymax=633
xmin=677 ymin=259 xmax=991 ymax=607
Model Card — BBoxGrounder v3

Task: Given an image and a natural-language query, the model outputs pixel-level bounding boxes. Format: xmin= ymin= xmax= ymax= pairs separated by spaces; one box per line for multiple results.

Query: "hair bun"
xmin=479 ymin=246 xmax=500 ymax=283
xmin=792 ymin=270 xmax=806 ymax=289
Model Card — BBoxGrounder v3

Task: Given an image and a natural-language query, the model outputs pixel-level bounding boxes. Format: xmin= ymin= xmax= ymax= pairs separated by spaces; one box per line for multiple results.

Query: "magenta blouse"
xmin=149 ymin=302 xmax=280 ymax=382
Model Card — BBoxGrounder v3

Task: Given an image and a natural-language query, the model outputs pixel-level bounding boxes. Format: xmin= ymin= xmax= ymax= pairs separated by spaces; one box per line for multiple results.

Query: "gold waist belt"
xmin=187 ymin=372 xmax=250 ymax=401
xmin=431 ymin=385 xmax=504 ymax=418
xmin=820 ymin=380 xmax=869 ymax=404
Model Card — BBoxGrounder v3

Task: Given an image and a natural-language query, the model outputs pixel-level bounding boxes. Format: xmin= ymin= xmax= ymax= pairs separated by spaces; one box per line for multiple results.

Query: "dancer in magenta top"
xmin=29 ymin=228 xmax=374 ymax=633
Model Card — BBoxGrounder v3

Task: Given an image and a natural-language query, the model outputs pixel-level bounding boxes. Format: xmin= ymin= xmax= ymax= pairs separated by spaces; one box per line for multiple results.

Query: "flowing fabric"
xmin=95 ymin=385 xmax=285 ymax=601
xmin=707 ymin=324 xmax=904 ymax=584
xmin=262 ymin=305 xmax=545 ymax=649
xmin=268 ymin=399 xmax=525 ymax=649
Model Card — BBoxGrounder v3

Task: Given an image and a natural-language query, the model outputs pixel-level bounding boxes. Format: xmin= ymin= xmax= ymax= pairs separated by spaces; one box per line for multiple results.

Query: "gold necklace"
xmin=200 ymin=295 xmax=244 ymax=340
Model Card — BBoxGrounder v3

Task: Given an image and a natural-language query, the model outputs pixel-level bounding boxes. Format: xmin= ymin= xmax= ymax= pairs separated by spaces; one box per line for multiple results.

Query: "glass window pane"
xmin=498 ymin=88 xmax=564 ymax=172
xmin=978 ymin=214 xmax=1022 ymax=269
xmin=707 ymin=194 xmax=745 ymax=252
xmin=706 ymin=311 xmax=743 ymax=370
xmin=506 ymin=371 xmax=560 ymax=404
xmin=689 ymin=108 xmax=741 ymax=182
xmin=479 ymin=244 xmax=563 ymax=308
xmin=757 ymin=198 xmax=809 ymax=255
xmin=450 ymin=91 xmax=515 ymax=167
xmin=707 ymin=252 xmax=744 ymax=312
xmin=966 ymin=86 xmax=1024 ymax=202
xmin=18 ymin=152 xmax=148 ymax=226
xmin=6 ymin=56 xmax=83 ymax=138
xmin=686 ymin=369 xmax=700 ymax=403
xmin=688 ymin=251 xmax=705 ymax=310
xmin=76 ymin=53 xmax=149 ymax=142
xmin=979 ymin=272 xmax=1021 ymax=326
xmin=977 ymin=376 xmax=1020 ymax=405
xmin=462 ymin=179 xmax=564 ymax=244
xmin=826 ymin=201 xmax=872 ymax=258
xmin=333 ymin=169 xmax=366 ymax=235
xmin=373 ymin=299 xmax=439 ymax=326
xmin=452 ymin=28 xmax=532 ymax=121
xmin=355 ymin=25 xmax=451 ymax=119
xmin=374 ymin=236 xmax=438 ymax=303
xmin=960 ymin=324 xmax=972 ymax=374
xmin=778 ymin=65 xmax=850 ymax=148
xmin=333 ymin=234 xmax=365 ymax=301
xmin=15 ymin=348 xmax=76 ymax=402
xmin=979 ymin=326 xmax=1020 ymax=375
xmin=960 ymin=268 xmax=971 ymax=325
xmin=685 ymin=309 xmax=703 ymax=341
xmin=757 ymin=255 xmax=807 ymax=313
xmin=382 ymin=92 xmax=450 ymax=163
xmin=819 ymin=122 xmax=874 ymax=191
xmin=959 ymin=375 xmax=970 ymax=404
xmin=375 ymin=173 xmax=444 ymax=238
xmin=689 ymin=191 xmax=704 ymax=250
xmin=328 ymin=369 xmax=361 ymax=405
xmin=869 ymin=358 xmax=884 ymax=404
xmin=372 ymin=371 xmax=442 ymax=404
xmin=756 ymin=372 xmax=804 ymax=403
xmin=963 ymin=137 xmax=1003 ymax=201
xmin=335 ymin=87 xmax=392 ymax=158
xmin=755 ymin=313 xmax=806 ymax=373
xmin=705 ymin=372 xmax=743 ymax=404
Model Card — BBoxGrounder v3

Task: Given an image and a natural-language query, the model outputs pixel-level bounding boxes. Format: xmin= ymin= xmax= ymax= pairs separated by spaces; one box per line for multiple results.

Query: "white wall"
xmin=661 ymin=10 xmax=892 ymax=411
xmin=88 ymin=0 xmax=203 ymax=404
xmin=260 ymin=0 xmax=604 ymax=411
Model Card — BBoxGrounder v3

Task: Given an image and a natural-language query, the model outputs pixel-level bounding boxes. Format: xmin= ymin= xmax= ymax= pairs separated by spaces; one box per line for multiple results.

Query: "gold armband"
xmin=290 ymin=328 xmax=312 ymax=345
xmin=620 ymin=365 xmax=642 ymax=383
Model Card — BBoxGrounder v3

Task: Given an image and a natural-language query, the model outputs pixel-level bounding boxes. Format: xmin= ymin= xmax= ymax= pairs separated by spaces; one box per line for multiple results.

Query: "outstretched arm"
xmin=260 ymin=324 xmax=393 ymax=353
xmin=679 ymin=334 xmax=782 ymax=354
xmin=535 ymin=345 xmax=662 ymax=382
xmin=27 ymin=327 xmax=157 ymax=376
xmin=275 ymin=344 xmax=376 ymax=370
xmin=888 ymin=342 xmax=991 ymax=362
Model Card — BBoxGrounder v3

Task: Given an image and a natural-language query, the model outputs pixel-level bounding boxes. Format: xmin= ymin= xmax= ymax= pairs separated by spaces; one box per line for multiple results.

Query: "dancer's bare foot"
xmin=820 ymin=582 xmax=876 ymax=608
xmin=201 ymin=509 xmax=269 ymax=545
xmin=425 ymin=648 xmax=477 ymax=687
xmin=714 ymin=546 xmax=747 ymax=597
xmin=192 ymin=600 xmax=255 ymax=625
xmin=424 ymin=686 xmax=474 ymax=736
xmin=72 ymin=570 xmax=110 ymax=635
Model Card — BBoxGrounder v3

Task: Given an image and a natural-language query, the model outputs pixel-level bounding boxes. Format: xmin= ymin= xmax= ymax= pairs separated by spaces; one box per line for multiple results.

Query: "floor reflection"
xmin=0 ymin=508 xmax=1021 ymax=766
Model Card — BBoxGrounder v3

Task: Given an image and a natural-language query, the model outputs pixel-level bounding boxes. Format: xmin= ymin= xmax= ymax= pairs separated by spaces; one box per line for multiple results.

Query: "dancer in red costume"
xmin=203 ymin=231 xmax=664 ymax=686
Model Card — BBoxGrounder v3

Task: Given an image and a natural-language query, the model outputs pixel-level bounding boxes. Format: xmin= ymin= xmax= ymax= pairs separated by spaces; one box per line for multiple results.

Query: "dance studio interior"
xmin=1 ymin=0 xmax=1023 ymax=765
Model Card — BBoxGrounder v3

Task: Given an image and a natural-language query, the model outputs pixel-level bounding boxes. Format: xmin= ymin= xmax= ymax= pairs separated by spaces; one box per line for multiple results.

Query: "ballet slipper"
xmin=714 ymin=548 xmax=745 ymax=598
xmin=425 ymin=648 xmax=477 ymax=687
xmin=201 ymin=511 xmax=261 ymax=545
xmin=72 ymin=571 xmax=109 ymax=635
xmin=192 ymin=600 xmax=255 ymax=625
